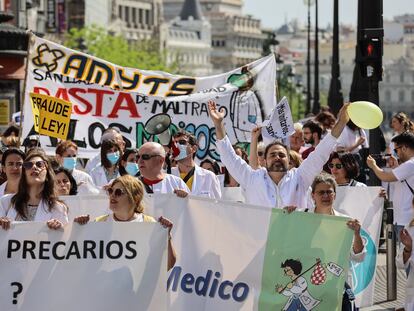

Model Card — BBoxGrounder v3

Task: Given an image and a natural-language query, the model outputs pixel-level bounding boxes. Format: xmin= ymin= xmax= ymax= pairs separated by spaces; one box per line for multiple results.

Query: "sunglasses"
xmin=22 ymin=160 xmax=46 ymax=170
xmin=393 ymin=146 xmax=402 ymax=154
xmin=107 ymin=187 xmax=126 ymax=197
xmin=137 ymin=154 xmax=161 ymax=161
xmin=328 ymin=163 xmax=343 ymax=169
xmin=315 ymin=190 xmax=335 ymax=196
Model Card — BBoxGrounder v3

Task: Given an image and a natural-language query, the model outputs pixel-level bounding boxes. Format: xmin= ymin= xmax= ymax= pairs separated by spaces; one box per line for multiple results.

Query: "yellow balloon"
xmin=348 ymin=101 xmax=383 ymax=129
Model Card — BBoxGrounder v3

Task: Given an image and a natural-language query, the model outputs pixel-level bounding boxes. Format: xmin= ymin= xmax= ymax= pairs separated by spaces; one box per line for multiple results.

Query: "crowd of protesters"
xmin=0 ymin=107 xmax=413 ymax=310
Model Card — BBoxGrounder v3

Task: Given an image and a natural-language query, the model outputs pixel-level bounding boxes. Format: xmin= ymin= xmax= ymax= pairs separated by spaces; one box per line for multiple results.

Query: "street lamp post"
xmin=304 ymin=0 xmax=314 ymax=115
xmin=327 ymin=0 xmax=344 ymax=116
xmin=312 ymin=0 xmax=320 ymax=114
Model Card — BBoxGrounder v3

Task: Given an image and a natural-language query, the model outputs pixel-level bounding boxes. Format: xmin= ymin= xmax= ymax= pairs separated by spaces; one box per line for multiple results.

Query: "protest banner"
xmin=62 ymin=187 xmax=383 ymax=308
xmin=0 ymin=221 xmax=167 ymax=311
xmin=261 ymin=96 xmax=295 ymax=146
xmin=146 ymin=195 xmax=352 ymax=310
xmin=334 ymin=186 xmax=384 ymax=308
xmin=29 ymin=92 xmax=72 ymax=140
xmin=22 ymin=34 xmax=277 ymax=159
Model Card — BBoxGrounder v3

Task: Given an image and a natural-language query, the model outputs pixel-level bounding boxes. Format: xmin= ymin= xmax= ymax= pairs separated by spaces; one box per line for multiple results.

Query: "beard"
xmin=266 ymin=161 xmax=288 ymax=172
xmin=305 ymin=137 xmax=314 ymax=145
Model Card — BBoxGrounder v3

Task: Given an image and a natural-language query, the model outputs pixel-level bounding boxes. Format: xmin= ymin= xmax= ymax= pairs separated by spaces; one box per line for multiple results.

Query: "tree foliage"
xmin=64 ymin=25 xmax=179 ymax=72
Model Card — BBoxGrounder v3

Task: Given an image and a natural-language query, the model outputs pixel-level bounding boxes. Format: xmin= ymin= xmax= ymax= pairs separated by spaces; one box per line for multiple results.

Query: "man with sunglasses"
xmin=138 ymin=142 xmax=189 ymax=196
xmin=208 ymin=101 xmax=351 ymax=210
xmin=367 ymin=132 xmax=414 ymax=237
xmin=171 ymin=130 xmax=221 ymax=199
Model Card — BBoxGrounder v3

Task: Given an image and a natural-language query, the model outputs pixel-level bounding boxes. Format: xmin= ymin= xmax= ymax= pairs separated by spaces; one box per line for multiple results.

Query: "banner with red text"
xmin=22 ymin=35 xmax=276 ymax=159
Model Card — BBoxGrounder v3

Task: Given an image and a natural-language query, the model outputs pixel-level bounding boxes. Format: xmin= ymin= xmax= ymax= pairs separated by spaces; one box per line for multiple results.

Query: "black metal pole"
xmin=327 ymin=0 xmax=344 ymax=116
xmin=306 ymin=0 xmax=312 ymax=115
xmin=312 ymin=0 xmax=320 ymax=114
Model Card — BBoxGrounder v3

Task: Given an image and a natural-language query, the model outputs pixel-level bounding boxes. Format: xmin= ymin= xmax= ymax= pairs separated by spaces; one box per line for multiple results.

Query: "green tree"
xmin=64 ymin=25 xmax=179 ymax=72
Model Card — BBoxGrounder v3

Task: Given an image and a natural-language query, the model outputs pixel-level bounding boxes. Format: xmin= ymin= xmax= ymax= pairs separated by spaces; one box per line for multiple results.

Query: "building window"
xmin=385 ymin=89 xmax=391 ymax=102
xmin=118 ymin=5 xmax=122 ymax=19
xmin=145 ymin=9 xmax=150 ymax=26
xmin=400 ymin=72 xmax=404 ymax=83
xmin=385 ymin=73 xmax=390 ymax=83
xmin=125 ymin=6 xmax=129 ymax=24
xmin=399 ymin=90 xmax=405 ymax=102
xmin=132 ymin=8 xmax=137 ymax=26
xmin=139 ymin=9 xmax=143 ymax=24
xmin=412 ymin=89 xmax=414 ymax=101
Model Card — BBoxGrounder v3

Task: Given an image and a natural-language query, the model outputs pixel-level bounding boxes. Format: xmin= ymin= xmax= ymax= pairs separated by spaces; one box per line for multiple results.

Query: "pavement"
xmin=360 ymin=253 xmax=406 ymax=311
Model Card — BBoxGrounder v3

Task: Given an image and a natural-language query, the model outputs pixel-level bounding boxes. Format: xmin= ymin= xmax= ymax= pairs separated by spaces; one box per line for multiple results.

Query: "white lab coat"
xmin=396 ymin=225 xmax=414 ymax=310
xmin=90 ymin=165 xmax=120 ymax=188
xmin=71 ymin=169 xmax=100 ymax=194
xmin=0 ymin=194 xmax=68 ymax=224
xmin=216 ymin=133 xmax=338 ymax=210
xmin=0 ymin=182 xmax=7 ymax=198
xmin=171 ymin=165 xmax=222 ymax=199
xmin=85 ymin=153 xmax=101 ymax=173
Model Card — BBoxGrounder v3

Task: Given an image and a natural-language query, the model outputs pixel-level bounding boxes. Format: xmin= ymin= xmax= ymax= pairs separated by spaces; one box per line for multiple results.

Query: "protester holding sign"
xmin=208 ymin=100 xmax=351 ymax=210
xmin=0 ymin=148 xmax=25 ymax=197
xmin=55 ymin=140 xmax=98 ymax=194
xmin=309 ymin=174 xmax=366 ymax=310
xmin=90 ymin=139 xmax=122 ymax=188
xmin=0 ymin=150 xmax=68 ymax=229
xmin=74 ymin=175 xmax=177 ymax=270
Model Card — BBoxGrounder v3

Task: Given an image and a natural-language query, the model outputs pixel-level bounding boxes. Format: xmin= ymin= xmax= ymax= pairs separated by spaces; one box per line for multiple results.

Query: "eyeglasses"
xmin=315 ymin=190 xmax=335 ymax=196
xmin=106 ymin=187 xmax=126 ymax=197
xmin=6 ymin=161 xmax=23 ymax=168
xmin=137 ymin=154 xmax=162 ymax=161
xmin=22 ymin=161 xmax=46 ymax=170
xmin=394 ymin=146 xmax=402 ymax=154
xmin=328 ymin=163 xmax=343 ymax=169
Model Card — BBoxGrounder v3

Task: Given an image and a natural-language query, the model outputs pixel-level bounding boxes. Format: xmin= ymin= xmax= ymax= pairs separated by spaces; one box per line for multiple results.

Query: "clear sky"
xmin=243 ymin=0 xmax=413 ymax=29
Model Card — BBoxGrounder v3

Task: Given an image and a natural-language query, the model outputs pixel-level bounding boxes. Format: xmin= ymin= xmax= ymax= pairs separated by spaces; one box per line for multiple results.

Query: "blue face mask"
xmin=63 ymin=157 xmax=77 ymax=171
xmin=125 ymin=162 xmax=139 ymax=176
xmin=106 ymin=151 xmax=120 ymax=165
xmin=175 ymin=144 xmax=188 ymax=161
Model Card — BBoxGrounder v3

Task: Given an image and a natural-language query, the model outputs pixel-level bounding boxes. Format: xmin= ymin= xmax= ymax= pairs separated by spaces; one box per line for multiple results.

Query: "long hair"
xmin=391 ymin=112 xmax=414 ymax=133
xmin=100 ymin=139 xmax=122 ymax=169
xmin=11 ymin=151 xmax=59 ymax=219
xmin=53 ymin=166 xmax=78 ymax=195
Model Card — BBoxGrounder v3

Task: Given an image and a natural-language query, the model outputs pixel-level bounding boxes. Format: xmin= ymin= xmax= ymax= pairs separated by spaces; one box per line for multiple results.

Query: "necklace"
xmin=113 ymin=213 xmax=136 ymax=222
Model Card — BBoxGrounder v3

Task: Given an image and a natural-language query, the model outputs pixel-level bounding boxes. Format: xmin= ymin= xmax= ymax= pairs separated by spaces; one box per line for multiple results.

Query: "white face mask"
xmin=175 ymin=144 xmax=188 ymax=161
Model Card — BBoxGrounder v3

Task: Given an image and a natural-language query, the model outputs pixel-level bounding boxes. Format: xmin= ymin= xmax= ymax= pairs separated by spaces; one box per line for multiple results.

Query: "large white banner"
xmin=0 ymin=222 xmax=167 ymax=311
xmin=62 ymin=194 xmax=353 ymax=310
xmin=22 ymin=35 xmax=277 ymax=159
xmin=334 ymin=186 xmax=383 ymax=308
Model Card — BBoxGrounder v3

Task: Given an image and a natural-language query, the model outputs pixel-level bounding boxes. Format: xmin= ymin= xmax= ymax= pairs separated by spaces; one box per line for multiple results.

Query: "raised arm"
xmin=249 ymin=126 xmax=261 ymax=169
xmin=208 ymin=100 xmax=226 ymax=140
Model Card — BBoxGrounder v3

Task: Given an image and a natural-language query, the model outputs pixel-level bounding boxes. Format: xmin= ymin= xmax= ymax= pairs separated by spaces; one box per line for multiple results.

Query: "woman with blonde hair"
xmin=74 ymin=175 xmax=176 ymax=270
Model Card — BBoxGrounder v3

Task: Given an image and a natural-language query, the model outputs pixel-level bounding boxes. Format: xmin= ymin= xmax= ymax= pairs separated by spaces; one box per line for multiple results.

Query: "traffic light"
xmin=356 ymin=32 xmax=383 ymax=80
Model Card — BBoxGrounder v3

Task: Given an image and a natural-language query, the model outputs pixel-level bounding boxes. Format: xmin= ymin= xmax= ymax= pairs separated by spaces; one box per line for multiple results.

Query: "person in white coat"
xmin=207 ymin=100 xmax=350 ymax=210
xmin=138 ymin=142 xmax=189 ymax=197
xmin=396 ymin=198 xmax=414 ymax=311
xmin=55 ymin=140 xmax=99 ymax=194
xmin=0 ymin=148 xmax=25 ymax=197
xmin=90 ymin=139 xmax=122 ymax=188
xmin=172 ymin=130 xmax=221 ymax=199
xmin=0 ymin=150 xmax=68 ymax=230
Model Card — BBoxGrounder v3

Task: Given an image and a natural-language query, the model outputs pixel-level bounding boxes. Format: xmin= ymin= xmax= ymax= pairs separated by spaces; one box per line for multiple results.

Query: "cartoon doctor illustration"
xmin=275 ymin=259 xmax=321 ymax=311
xmin=227 ymin=66 xmax=263 ymax=142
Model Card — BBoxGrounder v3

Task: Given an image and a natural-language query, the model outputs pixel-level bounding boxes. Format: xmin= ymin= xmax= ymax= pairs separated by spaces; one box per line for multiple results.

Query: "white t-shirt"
xmin=392 ymin=157 xmax=414 ymax=225
xmin=337 ymin=126 xmax=368 ymax=154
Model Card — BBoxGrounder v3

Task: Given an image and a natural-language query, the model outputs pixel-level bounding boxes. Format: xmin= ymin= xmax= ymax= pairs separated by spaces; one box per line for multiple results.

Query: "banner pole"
xmin=17 ymin=31 xmax=34 ymax=148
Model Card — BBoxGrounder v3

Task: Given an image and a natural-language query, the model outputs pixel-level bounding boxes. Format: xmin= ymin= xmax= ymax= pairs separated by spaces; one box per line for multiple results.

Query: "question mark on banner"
xmin=10 ymin=282 xmax=23 ymax=304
